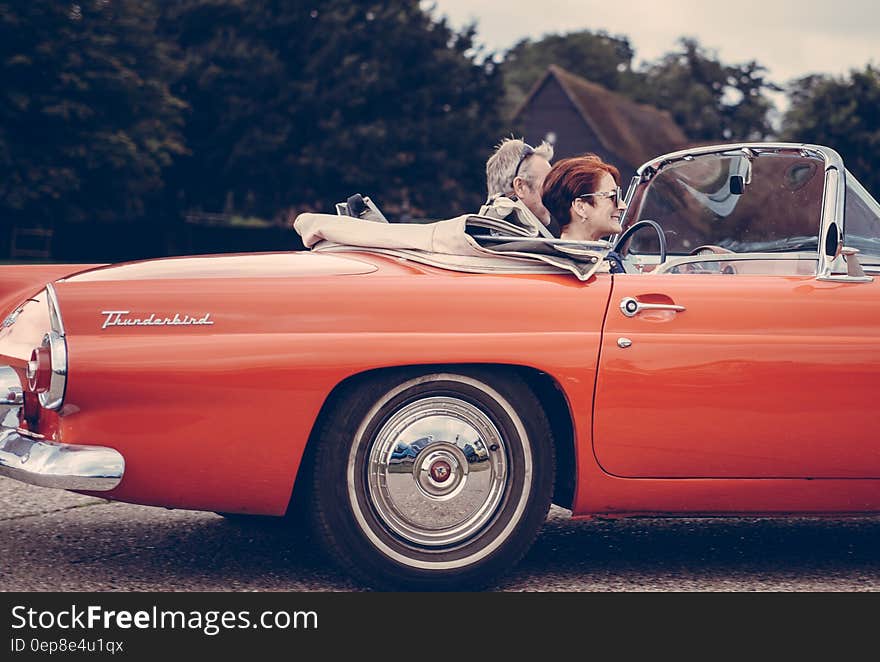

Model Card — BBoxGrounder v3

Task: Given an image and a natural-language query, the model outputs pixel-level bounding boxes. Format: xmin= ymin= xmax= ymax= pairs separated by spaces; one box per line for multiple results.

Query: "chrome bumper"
xmin=0 ymin=365 xmax=124 ymax=491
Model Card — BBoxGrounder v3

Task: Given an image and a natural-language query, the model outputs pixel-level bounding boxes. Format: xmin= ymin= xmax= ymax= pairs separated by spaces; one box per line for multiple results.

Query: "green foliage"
xmin=161 ymin=0 xmax=503 ymax=219
xmin=2 ymin=1 xmax=875 ymax=241
xmin=632 ymin=38 xmax=779 ymax=141
xmin=0 ymin=0 xmax=186 ymax=225
xmin=500 ymin=30 xmax=636 ymax=120
xmin=781 ymin=66 xmax=880 ymax=196
xmin=0 ymin=0 xmax=502 ymax=230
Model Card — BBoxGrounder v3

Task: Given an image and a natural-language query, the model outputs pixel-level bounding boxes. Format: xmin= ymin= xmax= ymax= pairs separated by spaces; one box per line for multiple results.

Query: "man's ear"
xmin=512 ymin=176 xmax=527 ymax=197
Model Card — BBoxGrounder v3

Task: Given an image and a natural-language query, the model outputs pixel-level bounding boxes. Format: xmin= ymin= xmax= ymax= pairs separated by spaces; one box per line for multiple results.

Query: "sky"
xmin=426 ymin=0 xmax=879 ymax=86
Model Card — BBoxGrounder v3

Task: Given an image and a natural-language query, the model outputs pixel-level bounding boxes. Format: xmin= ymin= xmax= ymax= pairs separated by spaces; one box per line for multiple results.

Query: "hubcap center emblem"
xmin=430 ymin=460 xmax=452 ymax=483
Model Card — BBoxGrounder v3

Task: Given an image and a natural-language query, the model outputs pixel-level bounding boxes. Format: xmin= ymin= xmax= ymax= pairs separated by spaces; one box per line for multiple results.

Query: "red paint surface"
xmin=2 ymin=253 xmax=878 ymax=517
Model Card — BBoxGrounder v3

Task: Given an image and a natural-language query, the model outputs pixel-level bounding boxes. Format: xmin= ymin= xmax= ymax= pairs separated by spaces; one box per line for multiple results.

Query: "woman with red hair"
xmin=541 ymin=154 xmax=627 ymax=243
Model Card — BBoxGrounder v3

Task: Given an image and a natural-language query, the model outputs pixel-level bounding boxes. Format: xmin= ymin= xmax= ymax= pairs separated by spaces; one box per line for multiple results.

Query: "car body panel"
xmin=44 ymin=251 xmax=613 ymax=514
xmin=594 ymin=273 xmax=880 ymax=479
xmin=62 ymin=252 xmax=378 ymax=282
xmin=0 ymin=265 xmax=99 ymax=340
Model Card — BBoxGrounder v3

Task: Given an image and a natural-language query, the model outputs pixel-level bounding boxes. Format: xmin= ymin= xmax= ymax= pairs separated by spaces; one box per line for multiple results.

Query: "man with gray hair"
xmin=483 ymin=137 xmax=559 ymax=237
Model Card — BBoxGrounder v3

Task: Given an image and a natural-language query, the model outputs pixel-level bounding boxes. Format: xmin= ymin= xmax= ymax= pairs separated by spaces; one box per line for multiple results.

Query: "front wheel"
xmin=310 ymin=369 xmax=555 ymax=590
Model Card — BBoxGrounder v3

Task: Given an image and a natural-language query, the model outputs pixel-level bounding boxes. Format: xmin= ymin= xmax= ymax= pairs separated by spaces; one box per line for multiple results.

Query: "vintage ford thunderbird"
xmin=1 ymin=143 xmax=878 ymax=590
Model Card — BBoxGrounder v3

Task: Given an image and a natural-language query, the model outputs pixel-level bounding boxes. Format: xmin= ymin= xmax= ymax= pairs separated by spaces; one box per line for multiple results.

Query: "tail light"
xmin=25 ymin=284 xmax=68 ymax=411
xmin=27 ymin=343 xmax=51 ymax=393
xmin=26 ymin=331 xmax=67 ymax=410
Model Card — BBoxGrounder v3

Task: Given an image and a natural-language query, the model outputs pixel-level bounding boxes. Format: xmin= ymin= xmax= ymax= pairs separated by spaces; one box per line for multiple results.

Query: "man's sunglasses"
xmin=577 ymin=186 xmax=623 ymax=204
xmin=512 ymin=143 xmax=535 ymax=179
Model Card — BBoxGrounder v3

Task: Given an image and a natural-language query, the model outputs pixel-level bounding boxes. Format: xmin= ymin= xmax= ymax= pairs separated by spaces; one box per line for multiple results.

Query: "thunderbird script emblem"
xmin=100 ymin=310 xmax=214 ymax=330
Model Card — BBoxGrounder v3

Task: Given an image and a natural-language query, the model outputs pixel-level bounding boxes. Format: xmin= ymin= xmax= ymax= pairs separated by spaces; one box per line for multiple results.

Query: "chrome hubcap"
xmin=367 ymin=396 xmax=507 ymax=548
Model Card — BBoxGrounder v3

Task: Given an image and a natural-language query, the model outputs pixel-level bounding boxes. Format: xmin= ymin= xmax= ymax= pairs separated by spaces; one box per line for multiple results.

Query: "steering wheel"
xmin=688 ymin=244 xmax=733 ymax=256
xmin=613 ymin=219 xmax=667 ymax=265
xmin=686 ymin=244 xmax=737 ymax=274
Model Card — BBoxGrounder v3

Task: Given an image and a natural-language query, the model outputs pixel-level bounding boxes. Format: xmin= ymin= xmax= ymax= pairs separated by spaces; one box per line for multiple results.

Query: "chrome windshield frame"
xmin=619 ymin=142 xmax=846 ymax=279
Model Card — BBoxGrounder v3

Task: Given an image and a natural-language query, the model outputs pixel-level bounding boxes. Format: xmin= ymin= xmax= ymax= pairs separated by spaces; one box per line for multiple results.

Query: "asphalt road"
xmin=2 ymin=476 xmax=879 ymax=592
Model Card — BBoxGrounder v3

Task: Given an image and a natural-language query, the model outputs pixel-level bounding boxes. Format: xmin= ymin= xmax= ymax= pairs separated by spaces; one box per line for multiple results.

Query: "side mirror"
xmin=818 ymin=223 xmax=873 ymax=282
xmin=840 ymin=246 xmax=869 ymax=278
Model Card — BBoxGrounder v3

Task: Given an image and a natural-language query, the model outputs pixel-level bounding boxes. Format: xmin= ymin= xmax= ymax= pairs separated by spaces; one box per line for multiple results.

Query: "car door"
xmin=592 ymin=272 xmax=880 ymax=478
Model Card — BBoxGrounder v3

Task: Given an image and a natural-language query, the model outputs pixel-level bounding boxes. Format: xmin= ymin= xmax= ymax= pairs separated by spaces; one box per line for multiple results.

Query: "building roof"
xmin=514 ymin=65 xmax=689 ymax=170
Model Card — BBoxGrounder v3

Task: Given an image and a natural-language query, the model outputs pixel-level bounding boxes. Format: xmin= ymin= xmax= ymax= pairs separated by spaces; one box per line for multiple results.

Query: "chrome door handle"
xmin=619 ymin=297 xmax=686 ymax=317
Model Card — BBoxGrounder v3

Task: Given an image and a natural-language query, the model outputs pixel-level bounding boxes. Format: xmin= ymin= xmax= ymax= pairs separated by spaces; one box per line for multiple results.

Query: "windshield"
xmin=844 ymin=170 xmax=880 ymax=265
xmin=622 ymin=150 xmax=825 ymax=255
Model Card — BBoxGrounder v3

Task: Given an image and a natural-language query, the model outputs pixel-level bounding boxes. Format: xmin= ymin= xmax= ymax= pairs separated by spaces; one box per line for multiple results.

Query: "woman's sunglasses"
xmin=577 ymin=186 xmax=623 ymax=204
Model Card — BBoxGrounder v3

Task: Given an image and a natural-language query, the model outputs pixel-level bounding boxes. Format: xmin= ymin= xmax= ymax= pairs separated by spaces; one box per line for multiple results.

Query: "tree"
xmin=499 ymin=30 xmax=636 ymax=119
xmin=635 ymin=38 xmax=779 ymax=141
xmin=0 ymin=1 xmax=186 ymax=227
xmin=495 ymin=33 xmax=778 ymax=142
xmin=781 ymin=66 xmax=880 ymax=197
xmin=160 ymin=0 xmax=504 ymax=220
xmin=723 ymin=60 xmax=778 ymax=141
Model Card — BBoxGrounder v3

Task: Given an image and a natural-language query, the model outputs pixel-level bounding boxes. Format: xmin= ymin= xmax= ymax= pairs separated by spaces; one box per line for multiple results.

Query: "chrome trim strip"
xmin=650 ymin=251 xmax=817 ymax=275
xmin=39 ymin=284 xmax=68 ymax=411
xmin=633 ymin=142 xmax=843 ymax=178
xmin=816 ymin=274 xmax=874 ymax=283
xmin=818 ymin=167 xmax=842 ymax=280
xmin=0 ymin=426 xmax=124 ymax=491
xmin=38 ymin=331 xmax=67 ymax=411
xmin=45 ymin=282 xmax=65 ymax=336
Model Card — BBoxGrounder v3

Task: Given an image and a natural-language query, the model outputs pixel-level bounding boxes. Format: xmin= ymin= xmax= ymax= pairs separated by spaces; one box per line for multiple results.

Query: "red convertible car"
xmin=1 ymin=143 xmax=878 ymax=590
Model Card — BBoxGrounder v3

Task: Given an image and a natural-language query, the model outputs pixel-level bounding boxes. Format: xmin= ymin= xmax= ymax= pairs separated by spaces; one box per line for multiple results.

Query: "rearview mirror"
xmin=729 ymin=175 xmax=746 ymax=195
